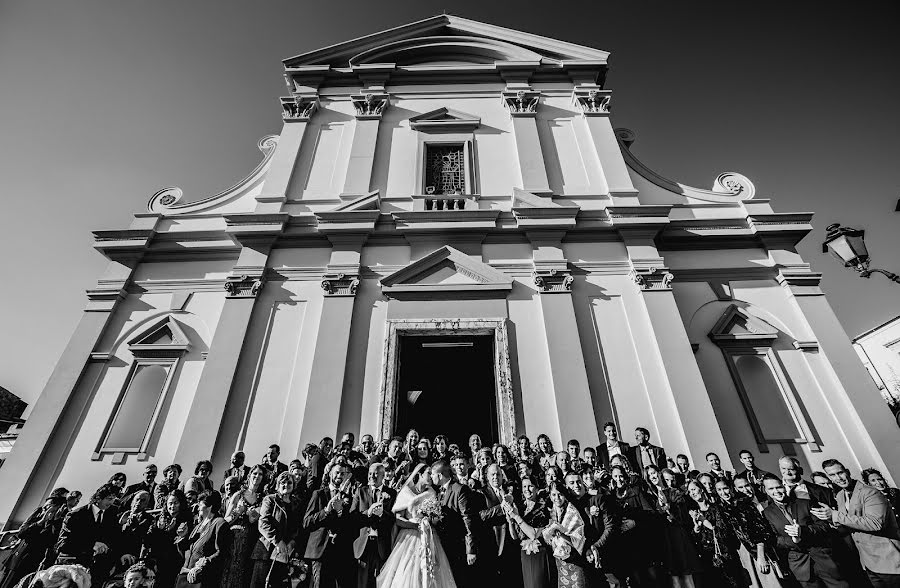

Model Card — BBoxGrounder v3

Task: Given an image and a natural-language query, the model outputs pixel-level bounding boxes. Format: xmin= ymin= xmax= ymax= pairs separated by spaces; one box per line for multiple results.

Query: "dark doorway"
xmin=394 ymin=334 xmax=498 ymax=448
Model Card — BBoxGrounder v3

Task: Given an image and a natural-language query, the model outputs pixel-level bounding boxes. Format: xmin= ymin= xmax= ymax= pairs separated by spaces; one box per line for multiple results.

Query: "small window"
xmin=101 ymin=361 xmax=174 ymax=452
xmin=424 ymin=144 xmax=466 ymax=195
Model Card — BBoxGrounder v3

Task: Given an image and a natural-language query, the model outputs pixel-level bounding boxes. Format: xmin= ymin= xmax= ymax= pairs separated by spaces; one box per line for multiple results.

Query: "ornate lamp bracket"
xmin=351 ymin=92 xmax=389 ymax=120
xmin=630 ymin=267 xmax=674 ymax=291
xmin=321 ymin=272 xmax=360 ymax=297
xmin=224 ymin=274 xmax=264 ymax=298
xmin=533 ymin=268 xmax=574 ymax=293
xmin=503 ymin=89 xmax=540 ymax=117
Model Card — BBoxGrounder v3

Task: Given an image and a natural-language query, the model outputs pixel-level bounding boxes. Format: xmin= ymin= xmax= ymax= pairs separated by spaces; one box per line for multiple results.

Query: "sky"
xmin=1 ymin=1 xmax=899 ymax=407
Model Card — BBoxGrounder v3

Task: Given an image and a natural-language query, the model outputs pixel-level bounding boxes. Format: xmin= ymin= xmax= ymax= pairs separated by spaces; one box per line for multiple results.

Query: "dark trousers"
xmin=867 ymin=570 xmax=900 ymax=588
xmin=310 ymin=553 xmax=354 ymax=588
xmin=356 ymin=538 xmax=384 ymax=588
xmin=265 ymin=560 xmax=290 ymax=588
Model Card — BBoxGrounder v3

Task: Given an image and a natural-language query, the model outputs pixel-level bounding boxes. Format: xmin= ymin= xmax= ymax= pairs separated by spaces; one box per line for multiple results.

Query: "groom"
xmin=430 ymin=460 xmax=479 ymax=586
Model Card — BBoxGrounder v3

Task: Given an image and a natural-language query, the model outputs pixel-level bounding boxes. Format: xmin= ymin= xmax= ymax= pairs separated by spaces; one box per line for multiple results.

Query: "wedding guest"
xmin=580 ymin=468 xmax=596 ymax=496
xmin=351 ymin=463 xmax=396 ymax=588
xmin=306 ymin=438 xmax=333 ymax=493
xmin=705 ymin=452 xmax=733 ymax=483
xmin=0 ymin=488 xmax=69 ymax=588
xmin=255 ymin=472 xmax=300 ymax=588
xmin=697 ymin=472 xmax=718 ymax=500
xmin=221 ymin=452 xmax=250 ymax=492
xmin=260 ymin=445 xmax=288 ymax=493
xmin=357 ymin=434 xmax=376 ymax=461
xmin=221 ymin=465 xmax=266 ymax=588
xmin=412 ymin=439 xmax=432 ymax=467
xmin=735 ymin=449 xmax=774 ymax=502
xmin=517 ymin=436 xmax=541 ymax=473
xmin=554 ymin=452 xmax=572 ymax=476
xmin=155 ymin=465 xmax=182 ymax=510
xmin=686 ymin=480 xmax=745 ymax=587
xmin=433 ymin=435 xmax=449 ymax=461
xmin=779 ymin=456 xmax=835 ymax=507
xmin=495 ymin=444 xmax=518 ymax=483
xmin=180 ymin=461 xmax=214 ymax=495
xmin=304 ymin=461 xmax=356 ymax=587
xmin=468 ymin=433 xmax=483 ymax=463
xmin=118 ymin=491 xmax=153 ymax=565
xmin=144 ymin=492 xmax=192 ymax=588
xmin=447 ymin=443 xmax=462 ymax=458
xmin=598 ymin=422 xmax=631 ymax=470
xmin=815 ymin=459 xmax=900 ymax=586
xmin=67 ymin=490 xmax=83 ymax=511
xmin=735 ymin=476 xmax=769 ymax=512
xmin=652 ymin=470 xmax=703 ymax=586
xmin=630 ymin=427 xmax=667 ymax=477
xmin=582 ymin=447 xmax=597 ymax=470
xmin=450 ymin=454 xmax=474 ymax=490
xmin=543 ymin=466 xmax=564 ymax=491
xmin=175 ymin=490 xmax=231 ymax=588
xmin=675 ymin=454 xmax=700 ymax=484
xmin=862 ymin=467 xmax=900 ymax=518
xmin=565 ymin=440 xmax=584 ymax=474
xmin=221 ymin=476 xmax=242 ymax=502
xmin=479 ymin=464 xmax=523 ymax=584
xmin=762 ymin=476 xmax=849 ymax=588
xmin=609 ymin=454 xmax=641 ymax=488
xmin=55 ymin=482 xmax=122 ymax=585
xmin=507 ymin=476 xmax=553 ymax=588
xmin=716 ymin=479 xmax=783 ymax=588
xmin=610 ymin=465 xmax=663 ymax=586
xmin=565 ymin=471 xmax=621 ymax=586
xmin=403 ymin=429 xmax=420 ymax=463
xmin=122 ymin=465 xmax=158 ymax=509
xmin=110 ymin=473 xmax=128 ymax=493
xmin=535 ymin=434 xmax=555 ymax=471
xmin=471 ymin=447 xmax=494 ymax=489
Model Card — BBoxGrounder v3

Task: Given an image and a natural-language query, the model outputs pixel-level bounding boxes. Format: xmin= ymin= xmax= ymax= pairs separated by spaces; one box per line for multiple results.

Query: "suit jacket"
xmin=258 ymin=494 xmax=299 ymax=563
xmin=438 ymin=480 xmax=479 ymax=558
xmin=221 ymin=465 xmax=250 ymax=492
xmin=833 ymin=481 xmax=900 ymax=574
xmin=597 ymin=441 xmax=632 ymax=470
xmin=763 ymin=498 xmax=840 ymax=583
xmin=583 ymin=491 xmax=619 ymax=552
xmin=350 ymin=485 xmax=396 ymax=561
xmin=178 ymin=516 xmax=231 ymax=587
xmin=55 ymin=504 xmax=120 ymax=564
xmin=305 ymin=453 xmax=326 ymax=493
xmin=629 ymin=444 xmax=667 ymax=475
xmin=478 ymin=485 xmax=517 ymax=559
xmin=788 ymin=479 xmax=836 ymax=509
xmin=303 ymin=486 xmax=354 ymax=560
xmin=121 ymin=480 xmax=157 ymax=508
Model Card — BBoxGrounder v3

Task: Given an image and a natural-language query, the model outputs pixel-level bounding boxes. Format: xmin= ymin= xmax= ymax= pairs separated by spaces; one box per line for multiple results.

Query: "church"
xmin=2 ymin=14 xmax=897 ymax=526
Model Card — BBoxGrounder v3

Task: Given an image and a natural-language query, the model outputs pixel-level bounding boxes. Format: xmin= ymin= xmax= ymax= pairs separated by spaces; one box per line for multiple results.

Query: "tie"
xmin=438 ymin=486 xmax=446 ymax=503
xmin=96 ymin=509 xmax=103 ymax=525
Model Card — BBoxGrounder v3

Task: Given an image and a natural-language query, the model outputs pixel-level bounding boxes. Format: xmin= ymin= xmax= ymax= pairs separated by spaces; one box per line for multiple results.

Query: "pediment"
xmin=127 ymin=317 xmax=190 ymax=358
xmin=409 ymin=107 xmax=480 ymax=132
xmin=709 ymin=304 xmax=779 ymax=346
xmin=380 ymin=246 xmax=513 ymax=295
xmin=283 ymin=15 xmax=609 ymax=68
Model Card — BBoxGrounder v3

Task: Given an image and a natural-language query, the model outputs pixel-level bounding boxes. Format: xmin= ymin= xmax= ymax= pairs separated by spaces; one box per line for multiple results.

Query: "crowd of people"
xmin=1 ymin=422 xmax=900 ymax=588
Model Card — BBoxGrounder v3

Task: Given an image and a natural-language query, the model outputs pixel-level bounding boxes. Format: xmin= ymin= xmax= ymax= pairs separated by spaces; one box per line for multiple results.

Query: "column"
xmin=173 ymin=244 xmax=270 ymax=467
xmin=529 ymin=231 xmax=599 ymax=447
xmin=340 ymin=91 xmax=389 ymax=200
xmin=778 ymin=268 xmax=900 ymax=480
xmin=294 ymin=236 xmax=366 ymax=450
xmin=0 ymin=260 xmax=132 ymax=526
xmin=503 ymin=89 xmax=552 ymax=196
xmin=255 ymin=95 xmax=319 ymax=212
xmin=574 ymin=86 xmax=638 ymax=203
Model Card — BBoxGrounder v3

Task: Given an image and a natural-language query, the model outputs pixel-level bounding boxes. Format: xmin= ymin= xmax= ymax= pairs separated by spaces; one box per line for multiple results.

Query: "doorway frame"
xmin=377 ymin=318 xmax=516 ymax=446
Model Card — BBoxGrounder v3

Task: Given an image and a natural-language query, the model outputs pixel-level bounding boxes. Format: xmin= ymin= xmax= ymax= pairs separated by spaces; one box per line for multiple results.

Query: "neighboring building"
xmin=854 ymin=316 xmax=900 ymax=422
xmin=1 ymin=15 xmax=898 ymax=526
xmin=0 ymin=387 xmax=27 ymax=468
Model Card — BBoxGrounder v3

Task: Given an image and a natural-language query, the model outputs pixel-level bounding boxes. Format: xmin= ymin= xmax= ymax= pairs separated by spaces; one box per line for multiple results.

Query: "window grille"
xmin=424 ymin=145 xmax=465 ymax=195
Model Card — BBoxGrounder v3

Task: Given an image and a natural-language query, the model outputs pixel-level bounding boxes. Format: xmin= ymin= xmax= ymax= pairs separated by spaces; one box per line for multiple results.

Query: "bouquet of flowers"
xmin=417 ymin=497 xmax=444 ymax=526
xmin=521 ymin=538 xmax=542 ymax=555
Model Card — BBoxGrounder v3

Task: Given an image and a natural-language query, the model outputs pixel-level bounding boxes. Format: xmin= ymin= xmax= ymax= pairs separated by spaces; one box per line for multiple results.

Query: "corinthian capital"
xmin=281 ymin=95 xmax=319 ymax=121
xmin=630 ymin=267 xmax=674 ymax=291
xmin=224 ymin=274 xmax=264 ymax=298
xmin=321 ymin=272 xmax=360 ymax=297
xmin=573 ymin=88 xmax=612 ymax=115
xmin=503 ymin=89 xmax=540 ymax=117
xmin=351 ymin=92 xmax=389 ymax=119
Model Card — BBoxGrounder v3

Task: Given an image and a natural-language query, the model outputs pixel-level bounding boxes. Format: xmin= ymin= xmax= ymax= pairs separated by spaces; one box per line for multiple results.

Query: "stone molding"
xmin=502 ymin=89 xmax=540 ymax=117
xmin=532 ymin=268 xmax=574 ymax=293
xmin=377 ymin=318 xmax=516 ymax=446
xmin=280 ymin=95 xmax=319 ymax=121
xmin=631 ymin=267 xmax=674 ymax=291
xmin=321 ymin=272 xmax=360 ymax=297
xmin=351 ymin=92 xmax=389 ymax=119
xmin=573 ymin=88 xmax=611 ymax=116
xmin=224 ymin=274 xmax=264 ymax=298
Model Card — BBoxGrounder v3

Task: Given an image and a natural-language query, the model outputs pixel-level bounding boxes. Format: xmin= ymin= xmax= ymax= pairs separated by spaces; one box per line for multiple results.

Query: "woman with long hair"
xmin=644 ymin=465 xmax=703 ymax=586
xmin=145 ymin=491 xmax=192 ymax=588
xmin=494 ymin=444 xmax=518 ymax=484
xmin=470 ymin=448 xmax=494 ymax=490
xmin=433 ymin=435 xmax=449 ymax=461
xmin=535 ymin=435 xmax=555 ymax=472
xmin=686 ymin=480 xmax=746 ymax=588
xmin=714 ymin=479 xmax=782 ymax=588
xmin=610 ymin=465 xmax=665 ymax=587
xmin=413 ymin=439 xmax=433 ymax=467
xmin=222 ymin=465 xmax=267 ymax=588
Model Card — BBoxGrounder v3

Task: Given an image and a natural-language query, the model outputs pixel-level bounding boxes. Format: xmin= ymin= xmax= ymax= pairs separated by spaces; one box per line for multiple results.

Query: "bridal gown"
xmin=376 ymin=487 xmax=458 ymax=588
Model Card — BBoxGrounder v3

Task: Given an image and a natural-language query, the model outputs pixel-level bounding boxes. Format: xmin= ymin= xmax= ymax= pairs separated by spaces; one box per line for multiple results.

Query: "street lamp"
xmin=822 ymin=223 xmax=900 ymax=284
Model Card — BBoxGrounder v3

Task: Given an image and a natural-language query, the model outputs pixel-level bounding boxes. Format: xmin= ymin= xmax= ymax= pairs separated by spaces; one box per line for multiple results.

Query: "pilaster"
xmin=503 ymin=88 xmax=552 ymax=196
xmin=341 ymin=90 xmax=389 ymax=200
xmin=573 ymin=85 xmax=638 ymax=204
xmin=256 ymin=94 xmax=319 ymax=212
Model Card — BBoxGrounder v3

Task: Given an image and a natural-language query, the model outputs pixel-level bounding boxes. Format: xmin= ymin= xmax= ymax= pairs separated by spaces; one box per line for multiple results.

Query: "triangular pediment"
xmin=283 ymin=15 xmax=609 ymax=68
xmin=409 ymin=107 xmax=480 ymax=132
xmin=381 ymin=246 xmax=513 ymax=295
xmin=709 ymin=304 xmax=779 ymax=346
xmin=127 ymin=316 xmax=190 ymax=357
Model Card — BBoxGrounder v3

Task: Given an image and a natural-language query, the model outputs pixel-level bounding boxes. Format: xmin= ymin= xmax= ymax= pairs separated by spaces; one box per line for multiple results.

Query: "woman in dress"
xmin=610 ymin=465 xmax=664 ymax=587
xmin=494 ymin=444 xmax=518 ymax=485
xmin=686 ymin=480 xmax=747 ymax=588
xmin=506 ymin=480 xmax=587 ymax=588
xmin=222 ymin=464 xmax=267 ymax=588
xmin=376 ymin=464 xmax=458 ymax=588
xmin=535 ymin=435 xmax=555 ymax=472
xmin=507 ymin=476 xmax=553 ymax=588
xmin=175 ymin=491 xmax=231 ymax=588
xmin=145 ymin=492 xmax=192 ymax=588
xmin=644 ymin=465 xmax=702 ymax=587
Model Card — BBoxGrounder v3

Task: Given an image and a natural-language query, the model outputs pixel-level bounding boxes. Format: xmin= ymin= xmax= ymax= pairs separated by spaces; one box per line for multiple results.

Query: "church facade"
xmin=2 ymin=15 xmax=897 ymax=525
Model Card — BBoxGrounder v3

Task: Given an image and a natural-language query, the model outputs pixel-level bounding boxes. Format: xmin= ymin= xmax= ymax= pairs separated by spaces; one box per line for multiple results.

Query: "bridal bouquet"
xmin=417 ymin=497 xmax=444 ymax=526
xmin=521 ymin=538 xmax=542 ymax=555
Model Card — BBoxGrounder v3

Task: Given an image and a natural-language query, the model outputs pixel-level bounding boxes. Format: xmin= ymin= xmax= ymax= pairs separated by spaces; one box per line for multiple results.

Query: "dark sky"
xmin=2 ymin=1 xmax=898 ymax=406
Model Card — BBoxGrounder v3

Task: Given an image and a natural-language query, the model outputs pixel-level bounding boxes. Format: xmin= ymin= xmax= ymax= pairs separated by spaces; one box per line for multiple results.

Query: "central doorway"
xmin=394 ymin=334 xmax=498 ymax=448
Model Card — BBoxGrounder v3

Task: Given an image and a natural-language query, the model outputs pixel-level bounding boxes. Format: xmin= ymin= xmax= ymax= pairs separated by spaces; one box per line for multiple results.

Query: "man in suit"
xmin=630 ymin=427 xmax=667 ymax=478
xmin=780 ymin=455 xmax=836 ymax=507
xmin=221 ymin=451 xmax=250 ymax=492
xmin=597 ymin=422 xmax=631 ymax=470
xmin=259 ymin=471 xmax=301 ymax=588
xmin=304 ymin=461 xmax=356 ymax=588
xmin=261 ymin=444 xmax=289 ymax=494
xmin=735 ymin=449 xmax=775 ymax=502
xmin=55 ymin=483 xmax=123 ymax=585
xmin=351 ymin=463 xmax=396 ymax=588
xmin=478 ymin=464 xmax=522 ymax=584
xmin=705 ymin=452 xmax=733 ymax=482
xmin=305 ymin=437 xmax=335 ymax=493
xmin=121 ymin=464 xmax=158 ymax=508
xmin=430 ymin=459 xmax=479 ymax=586
xmin=762 ymin=475 xmax=849 ymax=587
xmin=812 ymin=459 xmax=900 ymax=587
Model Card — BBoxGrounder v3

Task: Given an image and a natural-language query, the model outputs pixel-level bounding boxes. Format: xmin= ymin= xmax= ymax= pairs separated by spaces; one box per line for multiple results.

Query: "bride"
xmin=377 ymin=464 xmax=458 ymax=588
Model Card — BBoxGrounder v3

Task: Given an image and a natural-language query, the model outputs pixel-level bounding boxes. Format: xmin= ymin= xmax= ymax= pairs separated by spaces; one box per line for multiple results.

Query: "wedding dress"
xmin=376 ymin=485 xmax=458 ymax=588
